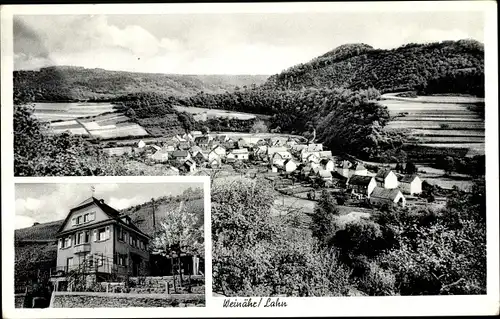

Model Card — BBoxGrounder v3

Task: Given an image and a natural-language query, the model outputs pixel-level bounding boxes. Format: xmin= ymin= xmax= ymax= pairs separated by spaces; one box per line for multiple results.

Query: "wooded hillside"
xmin=263 ymin=40 xmax=484 ymax=96
xmin=13 ymin=66 xmax=269 ymax=102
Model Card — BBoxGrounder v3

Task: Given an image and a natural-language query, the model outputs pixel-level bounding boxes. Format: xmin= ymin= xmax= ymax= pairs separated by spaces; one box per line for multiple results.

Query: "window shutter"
xmin=58 ymin=239 xmax=62 ymax=249
xmin=106 ymin=226 xmax=110 ymax=240
xmin=71 ymin=218 xmax=76 ymax=226
xmin=93 ymin=229 xmax=97 ymax=242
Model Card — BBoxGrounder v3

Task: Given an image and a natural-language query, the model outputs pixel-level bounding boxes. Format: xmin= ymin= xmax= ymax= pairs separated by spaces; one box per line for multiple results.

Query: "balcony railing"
xmin=74 ymin=243 xmax=91 ymax=254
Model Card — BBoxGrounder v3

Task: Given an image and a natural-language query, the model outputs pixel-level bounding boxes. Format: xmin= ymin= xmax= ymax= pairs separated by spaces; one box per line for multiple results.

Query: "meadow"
xmin=173 ymin=105 xmax=268 ymax=120
xmin=34 ymin=103 xmax=149 ymax=139
xmin=381 ymin=97 xmax=485 ymax=155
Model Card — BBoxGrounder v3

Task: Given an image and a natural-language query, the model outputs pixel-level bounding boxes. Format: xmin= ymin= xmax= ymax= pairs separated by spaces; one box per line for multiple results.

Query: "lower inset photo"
xmin=14 ymin=179 xmax=207 ymax=308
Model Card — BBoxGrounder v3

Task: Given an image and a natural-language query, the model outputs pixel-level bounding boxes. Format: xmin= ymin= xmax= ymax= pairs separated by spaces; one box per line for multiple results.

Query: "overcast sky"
xmin=14 ymin=12 xmax=484 ymax=75
xmin=15 ymin=182 xmax=203 ymax=229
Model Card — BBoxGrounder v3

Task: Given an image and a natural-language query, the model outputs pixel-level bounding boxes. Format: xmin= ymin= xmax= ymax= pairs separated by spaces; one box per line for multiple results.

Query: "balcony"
xmin=74 ymin=243 xmax=91 ymax=254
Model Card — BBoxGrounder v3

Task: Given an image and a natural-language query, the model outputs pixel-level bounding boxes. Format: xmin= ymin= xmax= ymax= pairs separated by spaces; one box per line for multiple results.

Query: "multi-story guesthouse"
xmin=52 ymin=197 xmax=151 ymax=289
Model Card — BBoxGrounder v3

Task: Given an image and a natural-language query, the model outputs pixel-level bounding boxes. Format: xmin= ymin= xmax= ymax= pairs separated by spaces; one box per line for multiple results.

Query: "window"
xmin=132 ymin=237 xmax=137 ymax=248
xmin=89 ymin=212 xmax=96 ymax=221
xmin=84 ymin=214 xmax=89 ymax=223
xmin=98 ymin=228 xmax=106 ymax=241
xmin=76 ymin=216 xmax=82 ymax=225
xmin=85 ymin=231 xmax=89 ymax=243
xmin=77 ymin=232 xmax=84 ymax=245
xmin=124 ymin=231 xmax=128 ymax=243
xmin=63 ymin=236 xmax=71 ymax=248
xmin=58 ymin=238 xmax=62 ymax=249
xmin=96 ymin=227 xmax=110 ymax=241
xmin=117 ymin=227 xmax=124 ymax=241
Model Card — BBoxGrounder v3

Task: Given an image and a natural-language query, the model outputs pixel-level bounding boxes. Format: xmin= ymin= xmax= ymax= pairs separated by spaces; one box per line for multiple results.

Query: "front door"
xmin=131 ymin=255 xmax=141 ymax=276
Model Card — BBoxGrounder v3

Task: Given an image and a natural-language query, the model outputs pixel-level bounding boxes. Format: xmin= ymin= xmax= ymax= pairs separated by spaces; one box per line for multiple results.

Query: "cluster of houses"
xmin=104 ymin=130 xmax=423 ymax=208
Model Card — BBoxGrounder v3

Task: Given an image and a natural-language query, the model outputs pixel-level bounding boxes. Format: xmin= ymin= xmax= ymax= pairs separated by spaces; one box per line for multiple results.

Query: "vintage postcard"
xmin=1 ymin=1 xmax=498 ymax=317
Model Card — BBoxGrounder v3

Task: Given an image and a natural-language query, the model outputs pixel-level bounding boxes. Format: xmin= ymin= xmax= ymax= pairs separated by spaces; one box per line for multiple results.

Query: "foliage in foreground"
xmin=312 ymin=181 xmax=486 ymax=296
xmin=211 ymin=177 xmax=352 ymax=297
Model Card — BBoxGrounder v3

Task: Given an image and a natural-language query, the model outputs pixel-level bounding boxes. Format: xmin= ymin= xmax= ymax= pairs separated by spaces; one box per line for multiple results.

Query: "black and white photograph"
xmin=14 ymin=181 xmax=206 ymax=308
xmin=2 ymin=1 xmax=499 ymax=317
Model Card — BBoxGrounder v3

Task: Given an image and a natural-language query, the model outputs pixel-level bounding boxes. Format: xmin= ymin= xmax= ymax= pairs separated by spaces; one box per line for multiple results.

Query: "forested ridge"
xmin=263 ymin=40 xmax=484 ymax=96
xmin=13 ymin=66 xmax=269 ymax=102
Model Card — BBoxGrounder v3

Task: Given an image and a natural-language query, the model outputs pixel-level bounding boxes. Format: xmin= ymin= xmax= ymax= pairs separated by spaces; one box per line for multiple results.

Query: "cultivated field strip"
xmin=36 ymin=102 xmax=150 ymax=139
xmin=382 ymin=97 xmax=485 ymax=155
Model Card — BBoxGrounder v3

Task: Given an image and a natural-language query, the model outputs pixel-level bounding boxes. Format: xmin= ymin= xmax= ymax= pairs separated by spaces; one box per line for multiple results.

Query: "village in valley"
xmin=110 ymin=127 xmax=429 ymax=214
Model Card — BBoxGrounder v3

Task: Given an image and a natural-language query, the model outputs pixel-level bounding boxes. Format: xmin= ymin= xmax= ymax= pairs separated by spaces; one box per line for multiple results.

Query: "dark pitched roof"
xmin=375 ymin=168 xmax=393 ymax=181
xmin=57 ymin=197 xmax=149 ymax=239
xmin=370 ymin=187 xmax=402 ymax=200
xmin=320 ymin=158 xmax=332 ymax=165
xmin=348 ymin=175 xmax=374 ymax=186
xmin=171 ymin=150 xmax=189 ymax=157
xmin=194 ymin=136 xmax=210 ymax=143
xmin=398 ymin=174 xmax=419 ymax=183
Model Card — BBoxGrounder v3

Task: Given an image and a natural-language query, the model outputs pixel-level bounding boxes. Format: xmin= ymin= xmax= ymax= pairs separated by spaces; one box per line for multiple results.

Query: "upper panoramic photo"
xmin=13 ymin=12 xmax=485 ymax=179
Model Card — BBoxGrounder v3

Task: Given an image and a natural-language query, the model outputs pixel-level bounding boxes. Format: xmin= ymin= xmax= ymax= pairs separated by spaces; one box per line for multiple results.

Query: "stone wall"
xmin=52 ymin=292 xmax=205 ymax=308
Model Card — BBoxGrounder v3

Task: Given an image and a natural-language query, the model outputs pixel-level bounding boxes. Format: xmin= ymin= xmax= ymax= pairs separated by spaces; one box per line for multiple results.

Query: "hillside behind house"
xmin=14 ymin=66 xmax=269 ymax=102
xmin=263 ymin=40 xmax=484 ymax=96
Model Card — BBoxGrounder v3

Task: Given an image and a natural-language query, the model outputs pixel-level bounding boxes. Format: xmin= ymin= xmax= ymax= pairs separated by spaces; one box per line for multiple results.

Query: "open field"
xmin=381 ymin=93 xmax=485 ymax=104
xmin=173 ymin=105 xmax=270 ymax=120
xmin=33 ymin=102 xmax=116 ymax=122
xmin=381 ymin=96 xmax=485 ymax=155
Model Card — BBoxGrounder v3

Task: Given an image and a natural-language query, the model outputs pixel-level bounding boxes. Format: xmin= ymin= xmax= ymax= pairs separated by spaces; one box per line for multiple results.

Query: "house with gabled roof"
xmin=272 ymin=151 xmax=293 ymax=164
xmin=320 ymin=158 xmax=335 ymax=172
xmin=177 ymin=141 xmax=191 ymax=151
xmin=213 ymin=134 xmax=228 ymax=143
xmin=182 ymin=132 xmax=194 ymax=142
xmin=398 ymin=174 xmax=422 ymax=195
xmin=375 ymin=169 xmax=399 ymax=189
xmin=172 ymin=135 xmax=186 ymax=143
xmin=192 ymin=150 xmax=208 ymax=162
xmin=348 ymin=175 xmax=377 ymax=197
xmin=305 ymin=153 xmax=320 ymax=164
xmin=267 ymin=146 xmax=288 ymax=160
xmin=211 ymin=145 xmax=226 ymax=158
xmin=182 ymin=158 xmax=197 ymax=173
xmin=282 ymin=159 xmax=298 ymax=173
xmin=190 ymin=145 xmax=202 ymax=155
xmin=227 ymin=148 xmax=249 ymax=161
xmin=370 ymin=187 xmax=406 ymax=208
xmin=208 ymin=157 xmax=221 ymax=168
xmin=150 ymin=147 xmax=169 ymax=163
xmin=194 ymin=136 xmax=210 ymax=148
xmin=53 ymin=197 xmax=150 ymax=286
